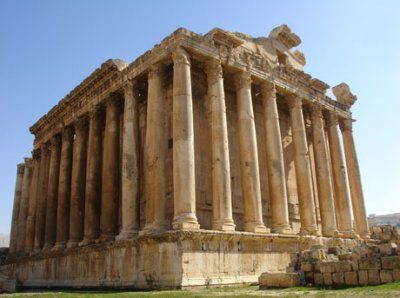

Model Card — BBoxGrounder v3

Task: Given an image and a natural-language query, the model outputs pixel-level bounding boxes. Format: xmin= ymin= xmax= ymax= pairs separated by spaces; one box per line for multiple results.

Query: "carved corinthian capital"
xmin=17 ymin=163 xmax=25 ymax=174
xmin=261 ymin=81 xmax=276 ymax=100
xmin=172 ymin=46 xmax=190 ymax=66
xmin=339 ymin=118 xmax=353 ymax=132
xmin=326 ymin=111 xmax=339 ymax=127
xmin=311 ymin=103 xmax=323 ymax=120
xmin=148 ymin=63 xmax=164 ymax=80
xmin=205 ymin=59 xmax=223 ymax=85
xmin=234 ymin=71 xmax=251 ymax=90
xmin=286 ymin=94 xmax=302 ymax=109
xmin=24 ymin=157 xmax=33 ymax=168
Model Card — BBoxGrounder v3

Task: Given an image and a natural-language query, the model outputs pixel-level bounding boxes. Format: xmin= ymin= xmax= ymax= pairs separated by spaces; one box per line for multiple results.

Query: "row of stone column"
xmin=9 ymin=47 xmax=370 ymax=254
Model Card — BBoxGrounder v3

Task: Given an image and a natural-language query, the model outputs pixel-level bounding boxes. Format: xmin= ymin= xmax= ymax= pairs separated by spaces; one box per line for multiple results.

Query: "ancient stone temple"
xmin=4 ymin=25 xmax=370 ymax=289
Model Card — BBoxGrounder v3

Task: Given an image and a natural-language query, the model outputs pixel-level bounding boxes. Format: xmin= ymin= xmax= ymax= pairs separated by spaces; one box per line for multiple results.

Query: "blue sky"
xmin=0 ymin=0 xmax=399 ymax=234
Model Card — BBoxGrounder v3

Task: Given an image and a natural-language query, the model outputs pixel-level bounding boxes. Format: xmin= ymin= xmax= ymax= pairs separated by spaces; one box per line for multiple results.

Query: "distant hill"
xmin=368 ymin=213 xmax=400 ymax=227
xmin=0 ymin=234 xmax=9 ymax=247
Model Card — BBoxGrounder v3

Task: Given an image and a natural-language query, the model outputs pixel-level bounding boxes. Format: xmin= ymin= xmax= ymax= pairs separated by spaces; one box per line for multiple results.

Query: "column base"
xmin=271 ymin=225 xmax=293 ymax=234
xmin=79 ymin=237 xmax=97 ymax=247
xmin=299 ymin=226 xmax=320 ymax=236
xmin=244 ymin=222 xmax=269 ymax=234
xmin=116 ymin=229 xmax=139 ymax=240
xmin=321 ymin=228 xmax=339 ymax=238
xmin=139 ymin=221 xmax=168 ymax=236
xmin=172 ymin=213 xmax=200 ymax=230
xmin=42 ymin=243 xmax=54 ymax=252
xmin=66 ymin=240 xmax=80 ymax=248
xmin=51 ymin=242 xmax=66 ymax=252
xmin=212 ymin=220 xmax=236 ymax=232
xmin=96 ymin=234 xmax=116 ymax=243
xmin=359 ymin=231 xmax=371 ymax=239
xmin=337 ymin=230 xmax=357 ymax=239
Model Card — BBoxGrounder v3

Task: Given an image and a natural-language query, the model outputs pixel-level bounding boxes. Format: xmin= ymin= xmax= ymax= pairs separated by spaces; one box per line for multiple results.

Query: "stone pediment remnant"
xmin=268 ymin=24 xmax=301 ymax=50
xmin=332 ymin=83 xmax=357 ymax=107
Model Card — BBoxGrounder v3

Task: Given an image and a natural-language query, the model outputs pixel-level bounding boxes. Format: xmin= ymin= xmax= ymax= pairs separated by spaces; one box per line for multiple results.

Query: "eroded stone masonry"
xmin=2 ymin=25 xmax=374 ymax=290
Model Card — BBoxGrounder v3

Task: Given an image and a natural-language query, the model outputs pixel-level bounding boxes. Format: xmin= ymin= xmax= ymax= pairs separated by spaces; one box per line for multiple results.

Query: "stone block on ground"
xmin=368 ymin=269 xmax=381 ymax=285
xmin=381 ymin=256 xmax=400 ymax=269
xmin=259 ymin=272 xmax=305 ymax=289
xmin=378 ymin=242 xmax=398 ymax=256
xmin=358 ymin=270 xmax=368 ymax=285
xmin=314 ymin=273 xmax=324 ymax=285
xmin=332 ymin=272 xmax=345 ymax=285
xmin=393 ymin=269 xmax=400 ymax=282
xmin=323 ymin=273 xmax=333 ymax=286
xmin=344 ymin=271 xmax=358 ymax=286
xmin=320 ymin=262 xmax=336 ymax=273
xmin=380 ymin=270 xmax=393 ymax=283
xmin=359 ymin=258 xmax=381 ymax=270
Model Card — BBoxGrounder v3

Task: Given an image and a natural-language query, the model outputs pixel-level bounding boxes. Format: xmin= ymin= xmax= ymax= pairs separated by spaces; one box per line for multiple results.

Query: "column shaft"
xmin=118 ymin=81 xmax=140 ymax=239
xmin=141 ymin=64 xmax=167 ymax=234
xmin=44 ymin=136 xmax=61 ymax=249
xmin=9 ymin=164 xmax=24 ymax=253
xmin=327 ymin=112 xmax=354 ymax=237
xmin=68 ymin=118 xmax=88 ymax=247
xmin=16 ymin=158 xmax=33 ymax=252
xmin=25 ymin=154 xmax=40 ymax=252
xmin=287 ymin=95 xmax=318 ymax=235
xmin=205 ymin=59 xmax=235 ymax=231
xmin=99 ymin=97 xmax=120 ymax=241
xmin=261 ymin=82 xmax=291 ymax=233
xmin=340 ymin=118 xmax=370 ymax=238
xmin=311 ymin=105 xmax=337 ymax=237
xmin=81 ymin=107 xmax=102 ymax=245
xmin=172 ymin=47 xmax=200 ymax=230
xmin=235 ymin=71 xmax=268 ymax=233
xmin=34 ymin=144 xmax=50 ymax=251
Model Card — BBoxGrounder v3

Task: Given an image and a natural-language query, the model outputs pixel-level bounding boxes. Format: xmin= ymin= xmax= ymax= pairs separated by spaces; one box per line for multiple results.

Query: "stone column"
xmin=205 ymin=59 xmax=235 ymax=231
xmin=54 ymin=127 xmax=74 ymax=250
xmin=340 ymin=118 xmax=370 ymax=238
xmin=16 ymin=158 xmax=33 ymax=252
xmin=81 ymin=107 xmax=102 ymax=246
xmin=9 ymin=163 xmax=24 ymax=253
xmin=141 ymin=64 xmax=167 ymax=234
xmin=311 ymin=105 xmax=337 ymax=237
xmin=261 ymin=81 xmax=291 ymax=234
xmin=327 ymin=112 xmax=354 ymax=238
xmin=287 ymin=95 xmax=318 ymax=235
xmin=99 ymin=97 xmax=120 ymax=242
xmin=34 ymin=143 xmax=50 ymax=252
xmin=172 ymin=47 xmax=200 ymax=230
xmin=117 ymin=81 xmax=140 ymax=240
xmin=67 ymin=118 xmax=88 ymax=247
xmin=234 ymin=71 xmax=268 ymax=233
xmin=25 ymin=152 xmax=41 ymax=252
xmin=44 ymin=135 xmax=61 ymax=250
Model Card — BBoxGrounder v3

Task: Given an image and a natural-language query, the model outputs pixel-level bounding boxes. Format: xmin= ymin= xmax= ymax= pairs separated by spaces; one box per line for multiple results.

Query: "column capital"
xmin=105 ymin=94 xmax=121 ymax=108
xmin=234 ymin=71 xmax=252 ymax=90
xmin=89 ymin=105 xmax=103 ymax=120
xmin=49 ymin=135 xmax=61 ymax=148
xmin=62 ymin=125 xmax=74 ymax=140
xmin=32 ymin=148 xmax=41 ymax=160
xmin=260 ymin=80 xmax=276 ymax=98
xmin=172 ymin=46 xmax=190 ymax=66
xmin=326 ymin=111 xmax=339 ymax=127
xmin=339 ymin=118 xmax=353 ymax=132
xmin=74 ymin=116 xmax=88 ymax=132
xmin=311 ymin=103 xmax=323 ymax=119
xmin=286 ymin=94 xmax=303 ymax=109
xmin=24 ymin=157 xmax=33 ymax=168
xmin=205 ymin=58 xmax=223 ymax=85
xmin=123 ymin=80 xmax=137 ymax=94
xmin=148 ymin=63 xmax=164 ymax=80
xmin=17 ymin=163 xmax=25 ymax=174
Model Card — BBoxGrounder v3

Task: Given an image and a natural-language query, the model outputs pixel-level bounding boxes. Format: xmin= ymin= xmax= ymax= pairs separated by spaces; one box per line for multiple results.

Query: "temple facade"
xmin=5 ymin=25 xmax=369 ymax=289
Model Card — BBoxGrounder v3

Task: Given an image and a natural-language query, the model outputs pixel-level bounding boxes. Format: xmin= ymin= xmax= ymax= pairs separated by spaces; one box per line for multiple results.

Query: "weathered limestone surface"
xmin=6 ymin=25 xmax=370 ymax=290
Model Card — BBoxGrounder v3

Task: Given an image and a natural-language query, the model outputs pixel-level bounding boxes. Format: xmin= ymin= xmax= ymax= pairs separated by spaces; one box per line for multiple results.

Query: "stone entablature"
xmin=30 ymin=26 xmax=350 ymax=148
